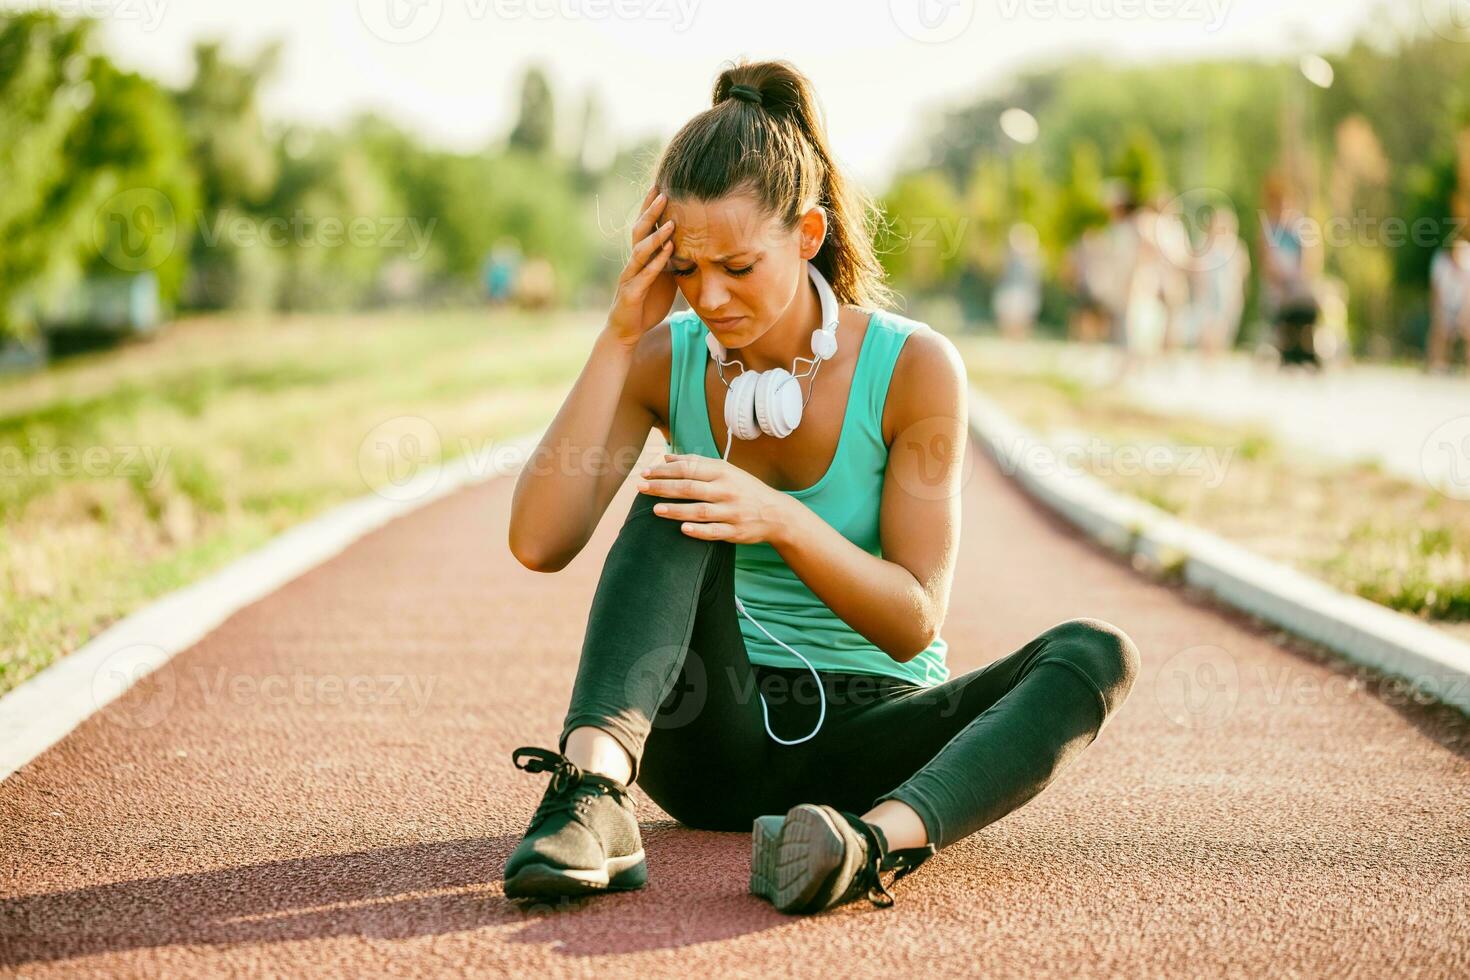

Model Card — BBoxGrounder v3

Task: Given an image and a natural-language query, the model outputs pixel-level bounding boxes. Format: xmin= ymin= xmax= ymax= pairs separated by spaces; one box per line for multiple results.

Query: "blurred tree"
xmin=1052 ymin=141 xmax=1108 ymax=246
xmin=0 ymin=13 xmax=98 ymax=338
xmin=0 ymin=13 xmax=197 ymax=338
xmin=173 ymin=38 xmax=284 ymax=309
xmin=508 ymin=65 xmax=555 ymax=157
xmin=75 ymin=57 xmax=199 ymax=306
xmin=174 ymin=39 xmax=281 ymax=209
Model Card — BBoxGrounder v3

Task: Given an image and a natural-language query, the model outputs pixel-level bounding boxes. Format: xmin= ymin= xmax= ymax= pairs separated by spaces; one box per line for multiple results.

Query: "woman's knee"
xmin=1039 ymin=617 xmax=1141 ymax=722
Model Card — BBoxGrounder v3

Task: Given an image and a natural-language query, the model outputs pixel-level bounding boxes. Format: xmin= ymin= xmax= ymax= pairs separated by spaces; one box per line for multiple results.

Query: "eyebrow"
xmin=671 ymin=249 xmax=759 ymax=263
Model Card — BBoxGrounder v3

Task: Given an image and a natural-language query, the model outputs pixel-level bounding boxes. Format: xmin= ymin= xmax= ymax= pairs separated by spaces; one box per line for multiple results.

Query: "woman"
xmin=502 ymin=59 xmax=1140 ymax=916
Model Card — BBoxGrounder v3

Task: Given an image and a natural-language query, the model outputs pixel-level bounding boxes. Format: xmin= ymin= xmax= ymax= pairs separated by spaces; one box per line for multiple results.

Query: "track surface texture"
xmin=3 ymin=434 xmax=1468 ymax=978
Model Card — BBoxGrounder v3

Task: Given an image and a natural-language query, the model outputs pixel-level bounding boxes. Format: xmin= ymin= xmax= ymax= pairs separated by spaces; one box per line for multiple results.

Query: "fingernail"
xmin=637 ymin=480 xmax=649 ymax=491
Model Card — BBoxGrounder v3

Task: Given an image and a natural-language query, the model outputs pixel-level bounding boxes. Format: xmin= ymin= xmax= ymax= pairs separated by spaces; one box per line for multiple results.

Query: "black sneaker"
xmin=756 ymin=803 xmax=935 ymax=914
xmin=502 ymin=746 xmax=647 ymax=898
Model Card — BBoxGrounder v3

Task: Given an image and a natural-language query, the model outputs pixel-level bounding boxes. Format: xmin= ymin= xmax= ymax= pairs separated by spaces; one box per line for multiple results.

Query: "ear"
xmin=797 ymin=205 xmax=828 ymax=260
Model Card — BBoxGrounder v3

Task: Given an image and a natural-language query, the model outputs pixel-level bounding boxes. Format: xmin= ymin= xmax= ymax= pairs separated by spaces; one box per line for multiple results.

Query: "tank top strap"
xmin=848 ymin=307 xmax=919 ymax=450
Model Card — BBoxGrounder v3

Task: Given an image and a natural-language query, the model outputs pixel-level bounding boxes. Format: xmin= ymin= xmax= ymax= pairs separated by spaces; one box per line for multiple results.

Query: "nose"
xmin=699 ymin=277 xmax=730 ymax=313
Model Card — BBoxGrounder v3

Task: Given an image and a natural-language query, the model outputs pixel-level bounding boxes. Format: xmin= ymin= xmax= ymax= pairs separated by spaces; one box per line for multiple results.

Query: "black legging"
xmin=557 ymin=489 xmax=1140 ymax=851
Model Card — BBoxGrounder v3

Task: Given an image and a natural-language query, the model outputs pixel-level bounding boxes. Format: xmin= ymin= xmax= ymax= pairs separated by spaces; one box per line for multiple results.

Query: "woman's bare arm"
xmin=507 ymin=327 xmax=663 ymax=572
xmin=508 ymin=186 xmax=679 ymax=571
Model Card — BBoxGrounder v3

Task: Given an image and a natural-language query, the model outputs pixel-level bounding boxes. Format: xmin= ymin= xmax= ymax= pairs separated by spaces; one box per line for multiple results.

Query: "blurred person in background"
xmin=1188 ymin=205 xmax=1250 ymax=357
xmin=514 ymin=256 xmax=556 ymax=310
xmin=1148 ymin=194 xmax=1194 ymax=352
xmin=1097 ymin=180 xmax=1138 ymax=351
xmin=1259 ymin=175 xmax=1322 ymax=368
xmin=994 ymin=223 xmax=1043 ymax=340
xmin=1428 ymin=231 xmax=1470 ymax=373
xmin=1063 ymin=225 xmax=1112 ymax=343
xmin=483 ymin=238 xmax=523 ymax=305
xmin=1107 ymin=193 xmax=1179 ymax=375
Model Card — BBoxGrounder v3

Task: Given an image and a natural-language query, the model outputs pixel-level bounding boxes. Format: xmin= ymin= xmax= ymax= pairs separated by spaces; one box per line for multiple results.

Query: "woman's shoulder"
xmin=860 ymin=306 xmax=961 ymax=367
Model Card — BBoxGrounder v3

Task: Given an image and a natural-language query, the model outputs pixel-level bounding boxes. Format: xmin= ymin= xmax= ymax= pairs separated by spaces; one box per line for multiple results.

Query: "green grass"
xmin=0 ymin=307 xmax=601 ymax=696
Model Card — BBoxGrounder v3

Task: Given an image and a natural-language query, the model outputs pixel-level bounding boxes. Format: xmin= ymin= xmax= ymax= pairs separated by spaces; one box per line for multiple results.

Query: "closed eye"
xmin=670 ymin=262 xmax=757 ymax=278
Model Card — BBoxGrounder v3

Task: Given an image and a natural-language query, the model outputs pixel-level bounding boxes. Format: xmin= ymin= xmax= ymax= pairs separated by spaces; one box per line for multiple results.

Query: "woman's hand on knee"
xmin=636 ymin=453 xmax=793 ymax=545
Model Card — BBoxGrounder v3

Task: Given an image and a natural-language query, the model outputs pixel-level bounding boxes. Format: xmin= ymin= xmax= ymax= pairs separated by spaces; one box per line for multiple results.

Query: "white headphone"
xmin=705 ymin=261 xmax=840 ymax=452
xmin=701 ymin=259 xmax=841 ymax=745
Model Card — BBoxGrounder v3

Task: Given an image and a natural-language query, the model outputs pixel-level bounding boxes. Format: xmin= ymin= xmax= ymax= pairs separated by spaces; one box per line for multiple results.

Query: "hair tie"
xmin=729 ymin=83 xmax=763 ymax=107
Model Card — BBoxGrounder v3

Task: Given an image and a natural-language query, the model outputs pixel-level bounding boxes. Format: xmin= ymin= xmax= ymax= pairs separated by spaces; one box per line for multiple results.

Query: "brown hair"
xmin=652 ymin=58 xmax=894 ymax=310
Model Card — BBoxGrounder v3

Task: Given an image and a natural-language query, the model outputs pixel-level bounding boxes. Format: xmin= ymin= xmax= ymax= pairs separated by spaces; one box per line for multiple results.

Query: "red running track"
xmin=2 ymin=434 xmax=1467 ymax=977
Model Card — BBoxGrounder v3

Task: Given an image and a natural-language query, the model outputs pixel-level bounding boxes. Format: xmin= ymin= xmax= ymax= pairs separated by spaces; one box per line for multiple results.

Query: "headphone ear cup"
xmin=755 ymin=368 xmax=802 ymax=438
xmin=725 ymin=370 xmax=761 ymax=441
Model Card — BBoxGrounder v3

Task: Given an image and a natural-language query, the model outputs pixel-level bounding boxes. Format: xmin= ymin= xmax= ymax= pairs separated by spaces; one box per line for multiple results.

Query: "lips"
xmin=706 ymin=315 xmax=745 ymax=328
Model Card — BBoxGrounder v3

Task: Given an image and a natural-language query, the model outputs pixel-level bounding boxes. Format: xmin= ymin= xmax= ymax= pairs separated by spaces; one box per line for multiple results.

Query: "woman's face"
xmin=661 ymin=190 xmax=823 ymax=347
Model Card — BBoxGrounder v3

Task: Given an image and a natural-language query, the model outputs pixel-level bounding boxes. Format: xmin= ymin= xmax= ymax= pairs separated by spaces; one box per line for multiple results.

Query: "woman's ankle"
xmin=563 ymin=725 xmax=634 ymax=785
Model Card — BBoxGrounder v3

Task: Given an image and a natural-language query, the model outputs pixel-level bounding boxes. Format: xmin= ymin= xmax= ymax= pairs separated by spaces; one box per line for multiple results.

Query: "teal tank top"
xmin=665 ymin=306 xmax=951 ymax=688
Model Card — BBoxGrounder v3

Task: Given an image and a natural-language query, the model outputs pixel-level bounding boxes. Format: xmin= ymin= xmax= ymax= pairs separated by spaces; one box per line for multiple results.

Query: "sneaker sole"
xmin=504 ymin=850 xmax=648 ymax=899
xmin=771 ymin=804 xmax=847 ymax=914
xmin=749 ymin=814 xmax=785 ymax=902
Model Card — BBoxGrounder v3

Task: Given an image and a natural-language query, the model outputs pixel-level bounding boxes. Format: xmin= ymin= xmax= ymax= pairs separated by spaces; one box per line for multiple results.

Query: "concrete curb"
xmin=0 ymin=427 xmax=547 ymax=783
xmin=967 ymin=386 xmax=1470 ymax=715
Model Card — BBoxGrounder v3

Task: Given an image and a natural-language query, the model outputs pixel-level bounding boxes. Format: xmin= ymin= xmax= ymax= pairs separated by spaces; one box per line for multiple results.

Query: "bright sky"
xmin=86 ymin=0 xmax=1389 ymax=186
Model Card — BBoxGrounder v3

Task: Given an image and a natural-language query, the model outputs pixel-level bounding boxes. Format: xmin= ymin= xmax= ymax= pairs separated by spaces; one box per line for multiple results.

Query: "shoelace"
xmin=837 ymin=809 xmax=937 ymax=909
xmin=511 ymin=746 xmax=626 ymax=832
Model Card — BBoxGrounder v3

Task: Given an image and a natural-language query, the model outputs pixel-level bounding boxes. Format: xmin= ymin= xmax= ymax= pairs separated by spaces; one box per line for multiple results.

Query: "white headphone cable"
xmin=719 ymin=424 xmax=826 ymax=745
